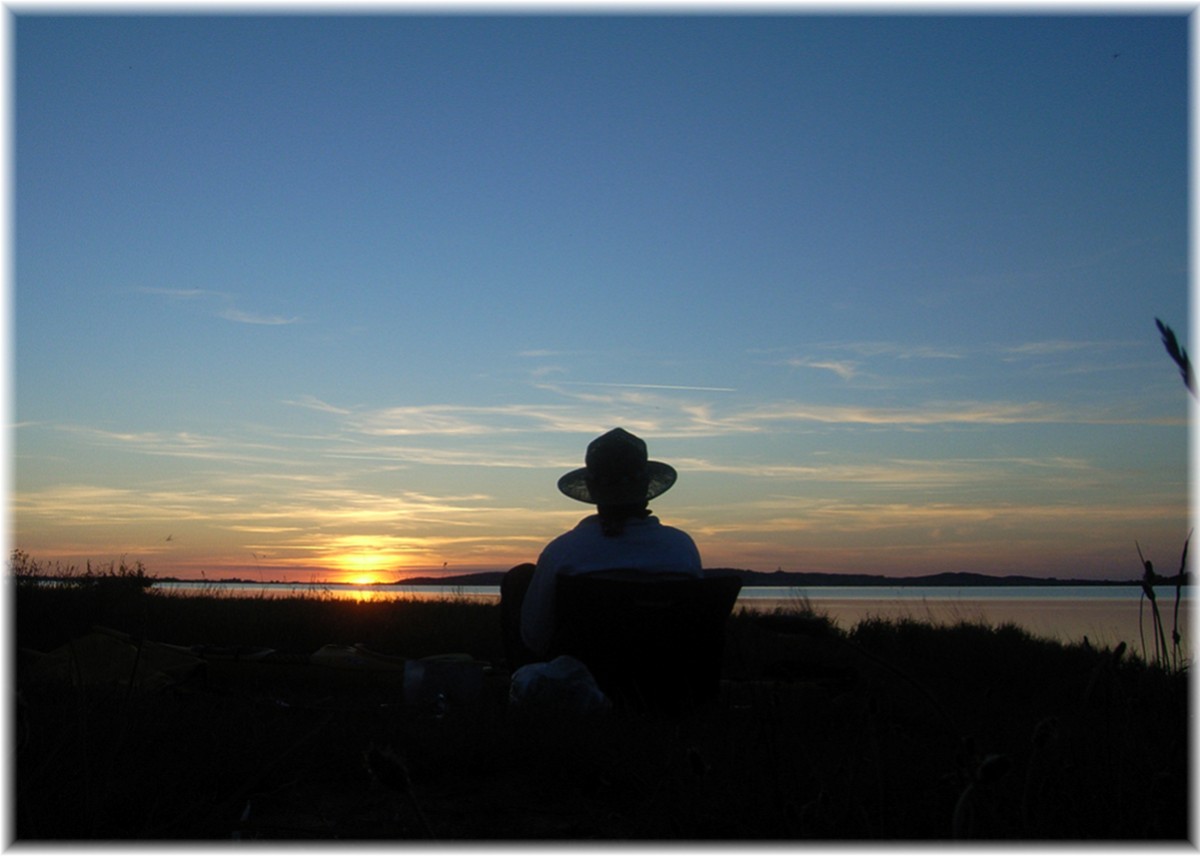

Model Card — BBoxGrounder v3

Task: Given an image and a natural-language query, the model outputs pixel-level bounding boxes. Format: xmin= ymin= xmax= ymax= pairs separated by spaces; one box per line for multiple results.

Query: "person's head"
xmin=557 ymin=428 xmax=677 ymax=511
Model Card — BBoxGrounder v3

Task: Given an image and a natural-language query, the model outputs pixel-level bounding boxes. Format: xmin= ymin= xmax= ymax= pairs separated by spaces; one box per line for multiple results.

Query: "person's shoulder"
xmin=637 ymin=517 xmax=699 ymax=550
xmin=540 ymin=515 xmax=601 ymax=551
xmin=644 ymin=517 xmax=695 ymax=538
xmin=548 ymin=515 xmax=600 ymax=536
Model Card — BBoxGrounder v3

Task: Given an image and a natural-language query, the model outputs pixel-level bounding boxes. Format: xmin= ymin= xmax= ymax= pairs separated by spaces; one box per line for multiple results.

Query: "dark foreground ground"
xmin=12 ymin=582 xmax=1191 ymax=842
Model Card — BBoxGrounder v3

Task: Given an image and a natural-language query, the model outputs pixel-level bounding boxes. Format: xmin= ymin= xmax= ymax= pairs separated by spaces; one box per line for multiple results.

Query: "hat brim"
xmin=557 ymin=461 xmax=677 ymax=505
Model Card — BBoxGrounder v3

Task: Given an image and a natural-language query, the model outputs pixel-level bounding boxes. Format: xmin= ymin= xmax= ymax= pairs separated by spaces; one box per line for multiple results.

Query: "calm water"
xmin=151 ymin=581 xmax=1192 ymax=658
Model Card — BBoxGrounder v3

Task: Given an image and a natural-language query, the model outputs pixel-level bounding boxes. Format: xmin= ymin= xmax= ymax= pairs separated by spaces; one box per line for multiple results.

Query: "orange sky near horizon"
xmin=12 ymin=478 xmax=1189 ymax=584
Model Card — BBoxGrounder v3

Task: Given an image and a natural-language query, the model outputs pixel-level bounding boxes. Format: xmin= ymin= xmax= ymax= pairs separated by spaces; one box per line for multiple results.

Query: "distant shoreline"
xmin=121 ymin=568 xmax=1188 ymax=588
xmin=391 ymin=568 xmax=1178 ymax=589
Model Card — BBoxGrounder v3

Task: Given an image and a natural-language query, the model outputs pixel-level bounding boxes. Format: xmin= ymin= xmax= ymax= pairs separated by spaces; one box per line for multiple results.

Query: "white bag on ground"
xmin=509 ymin=655 xmax=610 ymax=715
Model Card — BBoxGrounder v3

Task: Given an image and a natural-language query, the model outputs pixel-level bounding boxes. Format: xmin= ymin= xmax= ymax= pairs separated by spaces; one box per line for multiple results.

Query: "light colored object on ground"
xmin=508 ymin=654 xmax=611 ymax=715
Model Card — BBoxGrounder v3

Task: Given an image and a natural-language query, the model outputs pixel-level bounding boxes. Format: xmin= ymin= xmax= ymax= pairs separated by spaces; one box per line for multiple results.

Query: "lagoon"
xmin=760 ymin=585 xmax=1192 ymax=658
xmin=150 ymin=581 xmax=1191 ymax=659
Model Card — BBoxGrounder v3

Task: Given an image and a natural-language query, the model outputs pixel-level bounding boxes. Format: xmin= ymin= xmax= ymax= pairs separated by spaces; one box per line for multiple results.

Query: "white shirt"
xmin=520 ymin=514 xmax=703 ymax=656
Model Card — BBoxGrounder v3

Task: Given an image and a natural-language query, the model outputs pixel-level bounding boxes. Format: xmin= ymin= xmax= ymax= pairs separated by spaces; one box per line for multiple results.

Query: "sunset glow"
xmin=322 ymin=538 xmax=413 ymax=585
xmin=345 ymin=572 xmax=387 ymax=587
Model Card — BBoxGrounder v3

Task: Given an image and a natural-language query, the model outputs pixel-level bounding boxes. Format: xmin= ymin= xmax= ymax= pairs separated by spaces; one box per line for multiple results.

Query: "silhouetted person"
xmin=500 ymin=428 xmax=702 ymax=669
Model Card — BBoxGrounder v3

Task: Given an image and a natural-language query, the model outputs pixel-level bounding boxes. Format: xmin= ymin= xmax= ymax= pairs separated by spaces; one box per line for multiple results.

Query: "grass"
xmin=13 ymin=572 xmax=1190 ymax=842
xmin=1137 ymin=536 xmax=1190 ymax=674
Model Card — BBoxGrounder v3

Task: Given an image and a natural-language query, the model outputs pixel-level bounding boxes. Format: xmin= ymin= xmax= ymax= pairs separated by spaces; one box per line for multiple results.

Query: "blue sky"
xmin=12 ymin=12 xmax=1190 ymax=582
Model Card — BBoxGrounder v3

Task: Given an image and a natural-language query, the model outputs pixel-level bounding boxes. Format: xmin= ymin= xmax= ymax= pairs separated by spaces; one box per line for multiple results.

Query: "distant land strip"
xmin=392 ymin=569 xmax=1187 ymax=588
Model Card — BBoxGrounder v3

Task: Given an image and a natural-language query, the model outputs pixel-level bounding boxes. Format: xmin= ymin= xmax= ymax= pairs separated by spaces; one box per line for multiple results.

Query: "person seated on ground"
xmin=500 ymin=427 xmax=703 ymax=668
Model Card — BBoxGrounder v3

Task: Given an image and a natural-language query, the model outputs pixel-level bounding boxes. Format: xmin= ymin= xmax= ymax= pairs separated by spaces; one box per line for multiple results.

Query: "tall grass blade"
xmin=1136 ymin=542 xmax=1172 ymax=668
xmin=1155 ymin=317 xmax=1194 ymax=395
xmin=1171 ymin=533 xmax=1189 ymax=672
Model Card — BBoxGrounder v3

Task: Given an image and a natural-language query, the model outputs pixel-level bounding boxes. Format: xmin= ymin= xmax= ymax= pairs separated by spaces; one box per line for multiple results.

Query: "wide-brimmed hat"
xmin=557 ymin=428 xmax=677 ymax=505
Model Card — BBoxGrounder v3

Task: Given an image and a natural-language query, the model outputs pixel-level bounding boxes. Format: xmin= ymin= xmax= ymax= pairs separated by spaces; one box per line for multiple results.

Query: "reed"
xmin=1135 ymin=538 xmax=1189 ymax=674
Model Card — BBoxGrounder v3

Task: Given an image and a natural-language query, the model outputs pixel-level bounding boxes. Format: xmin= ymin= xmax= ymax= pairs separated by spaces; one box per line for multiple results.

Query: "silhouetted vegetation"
xmin=1136 ymin=537 xmax=1190 ymax=674
xmin=11 ymin=548 xmax=155 ymax=595
xmin=1156 ymin=317 xmax=1193 ymax=395
xmin=13 ymin=558 xmax=1188 ymax=842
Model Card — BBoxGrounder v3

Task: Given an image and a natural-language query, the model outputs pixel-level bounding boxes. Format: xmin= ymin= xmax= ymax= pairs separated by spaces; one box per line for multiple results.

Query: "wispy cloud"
xmin=350 ymin=405 xmax=515 ymax=437
xmin=1002 ymin=339 xmax=1138 ymax=358
xmin=14 ymin=479 xmax=509 ymax=532
xmin=762 ymin=341 xmax=1114 ymax=410
xmin=51 ymin=424 xmax=305 ymax=466
xmin=320 ymin=442 xmax=571 ymax=470
xmin=13 ymin=480 xmax=573 ymax=577
xmin=285 ymin=395 xmax=353 ymax=415
xmin=348 ymin=403 xmax=604 ymax=437
xmin=758 ymin=342 xmax=965 ymax=389
xmin=138 ymin=287 xmax=228 ymax=300
xmin=13 ymin=484 xmax=241 ymax=525
xmin=140 ymin=285 xmax=299 ymax=326
xmin=740 ymin=400 xmax=1183 ymax=427
xmin=553 ymin=381 xmax=737 ymax=393
xmin=785 ymin=359 xmax=860 ymax=380
xmin=815 ymin=341 xmax=965 ymax=361
xmin=692 ymin=498 xmax=1185 ymax=537
xmin=1005 ymin=340 xmax=1102 ymax=356
xmin=812 ymin=338 xmax=1135 ymax=363
xmin=338 ymin=386 xmax=1184 ymax=442
xmin=674 ymin=454 xmax=1103 ymax=487
xmin=219 ymin=309 xmax=301 ymax=326
xmin=770 ymin=338 xmax=1137 ymax=370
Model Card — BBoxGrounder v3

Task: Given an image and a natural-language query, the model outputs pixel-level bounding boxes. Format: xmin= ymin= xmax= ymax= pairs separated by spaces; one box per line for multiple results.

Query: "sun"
xmin=347 ymin=571 xmax=384 ymax=586
xmin=322 ymin=536 xmax=420 ymax=585
xmin=331 ymin=550 xmax=398 ymax=586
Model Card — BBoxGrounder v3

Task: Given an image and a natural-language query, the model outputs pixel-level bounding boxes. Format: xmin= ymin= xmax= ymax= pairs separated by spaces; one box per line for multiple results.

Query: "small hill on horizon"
xmin=393 ymin=568 xmax=1155 ymax=587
